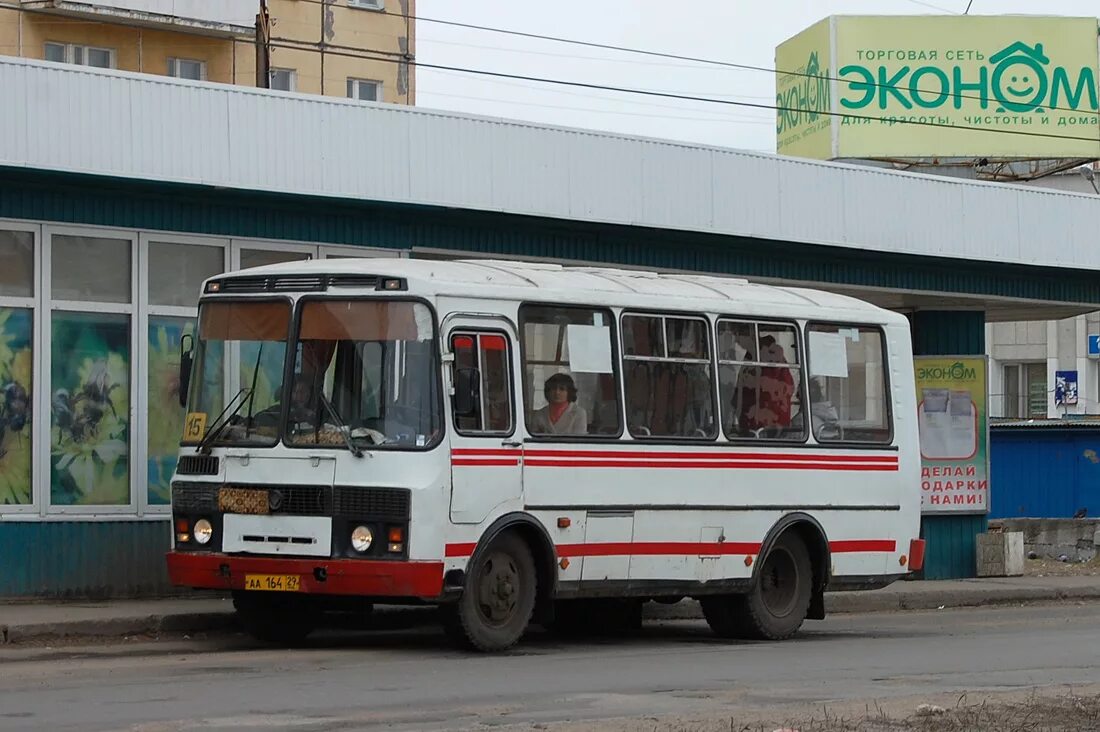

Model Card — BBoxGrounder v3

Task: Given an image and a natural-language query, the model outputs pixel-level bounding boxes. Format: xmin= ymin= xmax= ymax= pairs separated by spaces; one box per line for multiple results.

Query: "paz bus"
xmin=166 ymin=258 xmax=925 ymax=651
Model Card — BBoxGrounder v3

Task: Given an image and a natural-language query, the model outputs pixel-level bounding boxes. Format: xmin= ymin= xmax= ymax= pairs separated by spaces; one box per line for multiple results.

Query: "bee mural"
xmin=0 ymin=380 xmax=29 ymax=461
xmin=53 ymin=359 xmax=121 ymax=445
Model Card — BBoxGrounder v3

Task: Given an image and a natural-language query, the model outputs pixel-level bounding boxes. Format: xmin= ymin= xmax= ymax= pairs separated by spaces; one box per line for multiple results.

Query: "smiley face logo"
xmin=989 ymin=41 xmax=1050 ymax=113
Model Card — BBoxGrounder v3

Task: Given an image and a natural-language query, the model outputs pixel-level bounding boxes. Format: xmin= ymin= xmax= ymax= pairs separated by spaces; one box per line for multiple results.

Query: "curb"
xmin=0 ymin=612 xmax=237 ymax=645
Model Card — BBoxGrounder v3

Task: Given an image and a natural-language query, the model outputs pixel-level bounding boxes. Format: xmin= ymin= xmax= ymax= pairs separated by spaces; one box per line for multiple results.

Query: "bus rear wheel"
xmin=443 ymin=531 xmax=536 ymax=652
xmin=701 ymin=533 xmax=812 ymax=641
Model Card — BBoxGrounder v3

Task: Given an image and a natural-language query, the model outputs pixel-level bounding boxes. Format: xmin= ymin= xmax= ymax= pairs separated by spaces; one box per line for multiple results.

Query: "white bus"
xmin=167 ymin=258 xmax=925 ymax=651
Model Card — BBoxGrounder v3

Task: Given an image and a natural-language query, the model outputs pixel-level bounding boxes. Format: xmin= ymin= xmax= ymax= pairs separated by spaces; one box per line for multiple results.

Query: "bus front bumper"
xmin=166 ymin=552 xmax=445 ymax=600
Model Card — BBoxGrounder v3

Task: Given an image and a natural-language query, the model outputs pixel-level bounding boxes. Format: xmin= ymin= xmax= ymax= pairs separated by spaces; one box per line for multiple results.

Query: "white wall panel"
xmin=2 ymin=57 xmax=1099 ymax=273
xmin=639 ymin=142 xmax=713 ymax=230
xmin=565 ymin=132 xmax=641 ymax=224
xmin=775 ymin=159 xmax=848 ymax=248
xmin=710 ymin=150 xmax=780 ymax=239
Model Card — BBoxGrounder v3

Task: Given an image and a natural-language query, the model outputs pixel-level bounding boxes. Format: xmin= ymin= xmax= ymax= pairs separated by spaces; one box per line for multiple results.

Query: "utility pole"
xmin=255 ymin=0 xmax=271 ymax=88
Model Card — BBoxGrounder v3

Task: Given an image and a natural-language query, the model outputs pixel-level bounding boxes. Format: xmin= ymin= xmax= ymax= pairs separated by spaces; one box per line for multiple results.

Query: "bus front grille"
xmin=334 ymin=487 xmax=410 ymax=520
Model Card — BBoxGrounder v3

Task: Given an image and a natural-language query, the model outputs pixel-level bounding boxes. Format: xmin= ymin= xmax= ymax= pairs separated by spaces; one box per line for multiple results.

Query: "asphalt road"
xmin=2 ymin=604 xmax=1099 ymax=731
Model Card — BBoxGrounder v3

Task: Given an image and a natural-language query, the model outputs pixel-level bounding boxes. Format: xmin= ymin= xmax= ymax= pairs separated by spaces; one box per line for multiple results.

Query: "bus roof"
xmin=213 ymin=258 xmax=904 ymax=325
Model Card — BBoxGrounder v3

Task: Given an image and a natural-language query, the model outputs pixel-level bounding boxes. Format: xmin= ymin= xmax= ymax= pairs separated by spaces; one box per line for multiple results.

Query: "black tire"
xmin=444 ymin=531 xmax=537 ymax=652
xmin=232 ymin=591 xmax=319 ymax=644
xmin=701 ymin=532 xmax=813 ymax=641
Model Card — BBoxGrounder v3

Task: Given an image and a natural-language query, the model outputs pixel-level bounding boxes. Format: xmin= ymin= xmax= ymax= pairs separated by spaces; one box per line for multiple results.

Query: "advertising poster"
xmin=50 ymin=312 xmax=131 ymax=506
xmin=148 ymin=317 xmax=194 ymax=505
xmin=0 ymin=308 xmax=33 ymax=506
xmin=1055 ymin=370 xmax=1078 ymax=406
xmin=915 ymin=356 xmax=989 ymax=514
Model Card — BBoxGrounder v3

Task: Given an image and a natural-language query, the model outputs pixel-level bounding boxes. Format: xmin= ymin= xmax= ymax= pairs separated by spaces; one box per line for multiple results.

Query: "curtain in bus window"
xmin=199 ymin=301 xmax=289 ymax=341
xmin=299 ymin=300 xmax=424 ymax=342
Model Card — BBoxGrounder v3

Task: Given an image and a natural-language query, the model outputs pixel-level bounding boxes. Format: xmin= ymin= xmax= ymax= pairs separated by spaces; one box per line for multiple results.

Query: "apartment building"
xmin=0 ymin=0 xmax=415 ymax=102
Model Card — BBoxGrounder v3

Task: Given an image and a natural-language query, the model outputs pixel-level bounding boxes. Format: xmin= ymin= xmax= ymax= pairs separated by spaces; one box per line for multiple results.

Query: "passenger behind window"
xmin=809 ymin=377 xmax=840 ymax=440
xmin=529 ymin=372 xmax=588 ymax=435
xmin=739 ymin=335 xmax=794 ymax=435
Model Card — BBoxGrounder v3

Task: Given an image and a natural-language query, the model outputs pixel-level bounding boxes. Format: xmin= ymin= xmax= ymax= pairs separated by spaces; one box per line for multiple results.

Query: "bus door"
xmin=446 ymin=322 xmax=523 ymax=524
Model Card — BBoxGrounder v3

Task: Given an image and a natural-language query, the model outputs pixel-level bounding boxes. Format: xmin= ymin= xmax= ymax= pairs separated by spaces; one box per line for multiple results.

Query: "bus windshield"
xmin=285 ymin=299 xmax=441 ymax=450
xmin=185 ymin=300 xmax=291 ymax=446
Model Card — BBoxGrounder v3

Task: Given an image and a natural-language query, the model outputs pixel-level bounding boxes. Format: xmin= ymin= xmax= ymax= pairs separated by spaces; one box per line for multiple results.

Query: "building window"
xmin=44 ymin=43 xmax=115 ymax=69
xmin=347 ymin=78 xmax=382 ymax=102
xmin=167 ymin=58 xmax=206 ymax=81
xmin=0 ymin=228 xmax=36 ymax=510
xmin=1003 ymin=363 xmax=1046 ymax=418
xmin=348 ymin=0 xmax=384 ymax=9
xmin=269 ymin=68 xmax=296 ymax=92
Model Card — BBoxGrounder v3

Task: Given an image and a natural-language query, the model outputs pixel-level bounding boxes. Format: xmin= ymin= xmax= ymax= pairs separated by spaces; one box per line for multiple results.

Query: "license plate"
xmin=244 ymin=574 xmax=301 ymax=592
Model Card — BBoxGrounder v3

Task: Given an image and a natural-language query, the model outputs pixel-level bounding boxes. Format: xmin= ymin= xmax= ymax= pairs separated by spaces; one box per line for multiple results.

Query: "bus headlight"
xmin=193 ymin=518 xmax=213 ymax=545
xmin=351 ymin=525 xmax=373 ymax=553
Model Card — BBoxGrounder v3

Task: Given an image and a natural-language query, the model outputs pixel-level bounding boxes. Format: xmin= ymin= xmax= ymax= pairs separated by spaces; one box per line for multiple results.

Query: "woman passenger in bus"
xmin=738 ymin=335 xmax=794 ymax=436
xmin=530 ymin=372 xmax=587 ymax=435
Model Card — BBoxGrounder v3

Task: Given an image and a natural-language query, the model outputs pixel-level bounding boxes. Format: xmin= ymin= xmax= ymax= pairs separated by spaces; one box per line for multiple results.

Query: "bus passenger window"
xmin=717 ymin=320 xmax=805 ymax=441
xmin=623 ymin=313 xmax=716 ymax=439
xmin=806 ymin=325 xmax=892 ymax=444
xmin=450 ymin=332 xmax=514 ymax=435
xmin=519 ymin=304 xmax=621 ymax=437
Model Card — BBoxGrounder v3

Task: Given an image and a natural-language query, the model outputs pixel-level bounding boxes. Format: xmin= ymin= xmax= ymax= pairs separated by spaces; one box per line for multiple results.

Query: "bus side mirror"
xmin=179 ymin=334 xmax=194 ymax=409
xmin=454 ymin=367 xmax=480 ymax=417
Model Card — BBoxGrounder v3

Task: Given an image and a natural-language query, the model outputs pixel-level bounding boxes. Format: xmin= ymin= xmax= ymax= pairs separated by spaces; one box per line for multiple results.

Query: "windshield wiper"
xmin=195 ymin=388 xmax=250 ymax=454
xmin=318 ymin=393 xmax=364 ymax=458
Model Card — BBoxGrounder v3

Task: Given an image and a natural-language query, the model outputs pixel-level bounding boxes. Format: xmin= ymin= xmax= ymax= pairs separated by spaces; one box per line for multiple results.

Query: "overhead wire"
xmin=268 ymin=39 xmax=1100 ymax=145
xmin=285 ymin=0 xmax=1100 ymax=118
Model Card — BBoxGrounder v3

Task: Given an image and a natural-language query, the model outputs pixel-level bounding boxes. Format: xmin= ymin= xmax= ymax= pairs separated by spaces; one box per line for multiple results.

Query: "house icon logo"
xmin=989 ymin=41 xmax=1050 ymax=113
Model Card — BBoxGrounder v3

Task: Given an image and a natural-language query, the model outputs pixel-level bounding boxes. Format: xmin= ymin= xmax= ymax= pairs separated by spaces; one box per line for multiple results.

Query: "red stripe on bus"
xmin=558 ymin=541 xmax=761 ymax=557
xmin=452 ymin=459 xmax=520 ymax=467
xmin=452 ymin=448 xmax=523 ymax=456
xmin=829 ymin=540 xmax=897 ymax=553
xmin=443 ymin=540 xmax=896 ymax=558
xmin=523 ymin=449 xmax=897 ymax=463
xmin=523 ymin=459 xmax=897 ymax=471
xmin=445 ymin=542 xmax=478 ymax=557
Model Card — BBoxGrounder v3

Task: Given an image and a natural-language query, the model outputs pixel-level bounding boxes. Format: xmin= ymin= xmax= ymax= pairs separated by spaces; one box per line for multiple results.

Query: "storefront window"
xmin=0 ymin=231 xmax=34 ymax=298
xmin=52 ymin=235 xmax=131 ymax=303
xmin=149 ymin=242 xmax=223 ymax=307
xmin=239 ymin=249 xmax=310 ymax=270
xmin=50 ymin=312 xmax=131 ymax=506
xmin=0 ymin=308 xmax=33 ymax=505
xmin=148 ymin=316 xmax=194 ymax=505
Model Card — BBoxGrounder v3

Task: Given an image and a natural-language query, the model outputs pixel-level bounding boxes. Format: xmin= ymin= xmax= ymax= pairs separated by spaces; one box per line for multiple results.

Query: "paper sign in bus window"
xmin=566 ymin=324 xmax=613 ymax=373
xmin=809 ymin=331 xmax=848 ymax=378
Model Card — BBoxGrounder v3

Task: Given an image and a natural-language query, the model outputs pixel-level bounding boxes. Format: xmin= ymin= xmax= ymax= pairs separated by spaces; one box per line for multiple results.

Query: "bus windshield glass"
xmin=286 ymin=299 xmax=441 ymax=449
xmin=185 ymin=300 xmax=291 ymax=446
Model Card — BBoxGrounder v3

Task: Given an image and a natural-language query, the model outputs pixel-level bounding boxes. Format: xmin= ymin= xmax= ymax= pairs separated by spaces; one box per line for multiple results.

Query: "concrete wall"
xmin=990 ymin=518 xmax=1100 ymax=562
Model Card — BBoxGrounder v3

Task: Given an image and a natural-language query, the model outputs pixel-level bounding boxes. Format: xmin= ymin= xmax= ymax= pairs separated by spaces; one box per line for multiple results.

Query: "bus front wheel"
xmin=701 ymin=532 xmax=812 ymax=640
xmin=443 ymin=531 xmax=537 ymax=652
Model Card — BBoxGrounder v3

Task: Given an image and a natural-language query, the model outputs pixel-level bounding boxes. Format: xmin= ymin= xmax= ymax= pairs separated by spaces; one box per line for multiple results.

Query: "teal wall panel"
xmin=0 ymin=522 xmax=172 ymax=599
xmin=919 ymin=513 xmax=988 ymax=580
xmin=913 ymin=309 xmax=987 ymax=579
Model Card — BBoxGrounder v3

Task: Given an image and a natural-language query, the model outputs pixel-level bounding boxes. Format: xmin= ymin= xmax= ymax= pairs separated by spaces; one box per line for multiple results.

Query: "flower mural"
xmin=50 ymin=312 xmax=130 ymax=506
xmin=148 ymin=317 xmax=193 ymax=505
xmin=0 ymin=308 xmax=33 ymax=506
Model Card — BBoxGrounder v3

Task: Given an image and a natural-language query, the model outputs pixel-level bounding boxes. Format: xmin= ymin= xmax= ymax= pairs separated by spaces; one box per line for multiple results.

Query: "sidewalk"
xmin=2 ymin=575 xmax=1098 ymax=645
